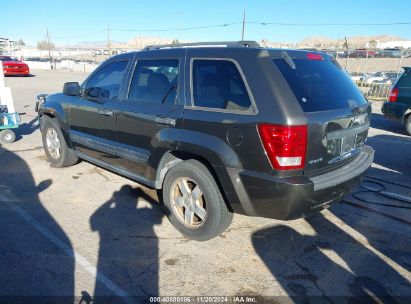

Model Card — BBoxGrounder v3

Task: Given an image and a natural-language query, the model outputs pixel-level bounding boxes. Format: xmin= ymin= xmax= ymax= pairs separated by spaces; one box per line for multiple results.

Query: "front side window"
xmin=128 ymin=59 xmax=179 ymax=104
xmin=192 ymin=60 xmax=252 ymax=111
xmin=84 ymin=61 xmax=128 ymax=100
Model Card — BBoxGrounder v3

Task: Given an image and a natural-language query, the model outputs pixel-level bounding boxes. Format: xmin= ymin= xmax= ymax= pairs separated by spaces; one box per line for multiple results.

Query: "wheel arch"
xmin=40 ymin=110 xmax=73 ymax=149
xmin=156 ymin=150 xmax=244 ymax=213
xmin=402 ymin=109 xmax=411 ymax=124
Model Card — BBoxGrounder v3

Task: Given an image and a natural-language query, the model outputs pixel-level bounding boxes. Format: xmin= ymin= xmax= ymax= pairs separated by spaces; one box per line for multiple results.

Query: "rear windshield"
xmin=396 ymin=69 xmax=411 ymax=87
xmin=274 ymin=58 xmax=367 ymax=112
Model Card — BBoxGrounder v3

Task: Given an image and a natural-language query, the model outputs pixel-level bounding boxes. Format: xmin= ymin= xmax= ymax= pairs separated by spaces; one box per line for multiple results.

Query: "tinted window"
xmin=128 ymin=59 xmax=179 ymax=104
xmin=0 ymin=56 xmax=15 ymax=61
xmin=396 ymin=69 xmax=411 ymax=87
xmin=85 ymin=61 xmax=127 ymax=100
xmin=192 ymin=60 xmax=252 ymax=111
xmin=274 ymin=58 xmax=367 ymax=112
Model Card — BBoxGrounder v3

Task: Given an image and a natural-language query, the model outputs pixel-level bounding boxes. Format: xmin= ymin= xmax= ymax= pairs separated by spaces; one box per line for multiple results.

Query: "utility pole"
xmin=46 ymin=28 xmax=53 ymax=68
xmin=67 ymin=40 xmax=70 ymax=58
xmin=344 ymin=36 xmax=349 ymax=70
xmin=241 ymin=10 xmax=246 ymax=41
xmin=107 ymin=25 xmax=111 ymax=55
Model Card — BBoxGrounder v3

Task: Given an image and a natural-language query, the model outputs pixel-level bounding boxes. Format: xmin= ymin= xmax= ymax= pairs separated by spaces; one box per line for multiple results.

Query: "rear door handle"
xmin=155 ymin=116 xmax=176 ymax=126
xmin=98 ymin=109 xmax=114 ymax=116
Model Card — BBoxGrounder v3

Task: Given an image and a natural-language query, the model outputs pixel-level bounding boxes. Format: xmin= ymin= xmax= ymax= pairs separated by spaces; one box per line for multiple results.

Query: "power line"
xmin=247 ymin=21 xmax=411 ymax=26
xmin=111 ymin=22 xmax=242 ymax=32
xmin=48 ymin=20 xmax=411 ymax=40
xmin=109 ymin=20 xmax=411 ymax=32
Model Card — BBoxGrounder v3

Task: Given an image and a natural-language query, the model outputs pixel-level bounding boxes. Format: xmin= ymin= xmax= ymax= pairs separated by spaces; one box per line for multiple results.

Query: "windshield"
xmin=274 ymin=58 xmax=368 ymax=112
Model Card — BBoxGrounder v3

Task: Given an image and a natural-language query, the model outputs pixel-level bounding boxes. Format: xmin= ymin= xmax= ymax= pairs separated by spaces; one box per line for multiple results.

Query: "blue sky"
xmin=2 ymin=0 xmax=411 ymax=45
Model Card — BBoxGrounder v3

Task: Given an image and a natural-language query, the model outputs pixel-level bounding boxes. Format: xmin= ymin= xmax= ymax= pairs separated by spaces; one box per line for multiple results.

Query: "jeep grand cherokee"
xmin=36 ymin=41 xmax=374 ymax=241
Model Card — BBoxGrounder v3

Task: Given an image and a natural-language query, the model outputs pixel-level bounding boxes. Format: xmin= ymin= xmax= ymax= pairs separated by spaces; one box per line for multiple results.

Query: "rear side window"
xmin=85 ymin=61 xmax=127 ymax=100
xmin=274 ymin=58 xmax=367 ymax=112
xmin=192 ymin=60 xmax=252 ymax=111
xmin=128 ymin=59 xmax=179 ymax=104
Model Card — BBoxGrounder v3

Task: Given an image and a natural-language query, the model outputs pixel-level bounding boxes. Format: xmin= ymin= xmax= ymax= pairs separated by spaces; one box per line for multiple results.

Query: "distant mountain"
xmin=68 ymin=40 xmax=125 ymax=48
xmin=67 ymin=37 xmax=178 ymax=49
xmin=62 ymin=35 xmax=409 ymax=50
xmin=298 ymin=35 xmax=407 ymax=48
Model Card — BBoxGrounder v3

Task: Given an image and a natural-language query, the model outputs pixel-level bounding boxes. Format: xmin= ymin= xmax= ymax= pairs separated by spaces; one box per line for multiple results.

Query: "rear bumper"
xmin=225 ymin=146 xmax=374 ymax=220
xmin=3 ymin=68 xmax=30 ymax=76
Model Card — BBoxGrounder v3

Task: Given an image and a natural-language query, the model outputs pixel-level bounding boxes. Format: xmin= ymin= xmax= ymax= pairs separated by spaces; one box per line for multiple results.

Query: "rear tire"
xmin=41 ymin=116 xmax=78 ymax=167
xmin=162 ymin=160 xmax=233 ymax=241
xmin=405 ymin=115 xmax=411 ymax=136
xmin=0 ymin=129 xmax=16 ymax=143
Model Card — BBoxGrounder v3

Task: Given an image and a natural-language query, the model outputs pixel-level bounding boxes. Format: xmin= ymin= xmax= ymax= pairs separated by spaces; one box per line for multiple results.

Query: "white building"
xmin=0 ymin=38 xmax=16 ymax=54
xmin=376 ymin=40 xmax=411 ymax=49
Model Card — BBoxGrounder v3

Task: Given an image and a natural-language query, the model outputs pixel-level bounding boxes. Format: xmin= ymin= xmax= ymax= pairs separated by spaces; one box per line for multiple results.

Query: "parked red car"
xmin=350 ymin=49 xmax=376 ymax=58
xmin=0 ymin=56 xmax=30 ymax=76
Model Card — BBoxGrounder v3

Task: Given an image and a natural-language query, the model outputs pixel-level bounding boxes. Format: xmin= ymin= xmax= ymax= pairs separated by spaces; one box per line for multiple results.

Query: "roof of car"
xmin=143 ymin=41 xmax=261 ymax=50
xmin=106 ymin=41 xmax=333 ymax=62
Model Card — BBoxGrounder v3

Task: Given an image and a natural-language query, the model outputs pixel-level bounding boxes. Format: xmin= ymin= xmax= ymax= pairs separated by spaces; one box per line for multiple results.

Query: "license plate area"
xmin=341 ymin=135 xmax=356 ymax=155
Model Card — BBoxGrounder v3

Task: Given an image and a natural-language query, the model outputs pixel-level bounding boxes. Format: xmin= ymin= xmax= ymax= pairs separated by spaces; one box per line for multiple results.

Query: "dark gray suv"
xmin=36 ymin=41 xmax=374 ymax=241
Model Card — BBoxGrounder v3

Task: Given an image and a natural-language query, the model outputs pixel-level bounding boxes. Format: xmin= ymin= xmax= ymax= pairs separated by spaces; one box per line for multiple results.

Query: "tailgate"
xmin=304 ymin=105 xmax=371 ymax=175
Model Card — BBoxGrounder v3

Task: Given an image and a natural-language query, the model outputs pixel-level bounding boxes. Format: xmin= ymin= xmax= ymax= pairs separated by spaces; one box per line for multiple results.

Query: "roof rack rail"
xmin=143 ymin=41 xmax=260 ymax=51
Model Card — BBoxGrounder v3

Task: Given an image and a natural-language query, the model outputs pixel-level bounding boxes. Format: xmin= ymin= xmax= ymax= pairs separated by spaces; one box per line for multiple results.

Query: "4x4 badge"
xmin=308 ymin=157 xmax=323 ymax=165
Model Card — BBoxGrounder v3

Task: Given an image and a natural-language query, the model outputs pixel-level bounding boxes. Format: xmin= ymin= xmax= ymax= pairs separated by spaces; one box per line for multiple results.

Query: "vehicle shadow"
xmin=90 ymin=184 xmax=165 ymax=303
xmin=4 ymin=74 xmax=36 ymax=78
xmin=370 ymin=112 xmax=406 ymax=135
xmin=252 ymin=212 xmax=410 ymax=301
xmin=0 ymin=147 xmax=74 ymax=302
xmin=14 ymin=117 xmax=40 ymax=141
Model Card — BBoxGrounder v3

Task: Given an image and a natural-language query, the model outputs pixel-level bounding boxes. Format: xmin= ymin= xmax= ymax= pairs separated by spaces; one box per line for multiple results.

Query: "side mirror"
xmin=63 ymin=82 xmax=81 ymax=96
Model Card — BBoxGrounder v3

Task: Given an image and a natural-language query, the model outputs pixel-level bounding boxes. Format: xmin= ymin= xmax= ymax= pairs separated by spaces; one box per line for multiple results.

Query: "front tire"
xmin=41 ymin=117 xmax=78 ymax=167
xmin=163 ymin=160 xmax=233 ymax=241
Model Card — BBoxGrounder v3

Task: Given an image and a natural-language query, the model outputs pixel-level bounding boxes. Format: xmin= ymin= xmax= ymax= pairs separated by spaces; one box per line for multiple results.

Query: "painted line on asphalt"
xmin=376 ymin=191 xmax=411 ymax=203
xmin=1 ymin=198 xmax=134 ymax=303
xmin=361 ymin=183 xmax=411 ymax=203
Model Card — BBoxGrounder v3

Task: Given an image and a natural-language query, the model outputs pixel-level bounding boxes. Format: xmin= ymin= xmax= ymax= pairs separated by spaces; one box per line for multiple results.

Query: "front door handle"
xmin=155 ymin=116 xmax=176 ymax=126
xmin=98 ymin=109 xmax=114 ymax=116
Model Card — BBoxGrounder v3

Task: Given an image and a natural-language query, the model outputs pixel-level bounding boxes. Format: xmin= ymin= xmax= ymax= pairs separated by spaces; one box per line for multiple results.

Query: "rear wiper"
xmin=281 ymin=51 xmax=296 ymax=70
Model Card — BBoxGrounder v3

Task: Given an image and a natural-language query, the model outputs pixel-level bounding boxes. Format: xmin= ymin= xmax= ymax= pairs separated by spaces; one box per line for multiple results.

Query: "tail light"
xmin=306 ymin=53 xmax=323 ymax=61
xmin=258 ymin=124 xmax=307 ymax=170
xmin=389 ymin=87 xmax=398 ymax=102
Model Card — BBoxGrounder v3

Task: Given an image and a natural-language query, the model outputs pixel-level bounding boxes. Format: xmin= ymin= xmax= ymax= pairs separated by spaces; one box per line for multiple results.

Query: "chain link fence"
xmin=354 ymin=81 xmax=391 ymax=100
xmin=318 ymin=48 xmax=411 ymax=100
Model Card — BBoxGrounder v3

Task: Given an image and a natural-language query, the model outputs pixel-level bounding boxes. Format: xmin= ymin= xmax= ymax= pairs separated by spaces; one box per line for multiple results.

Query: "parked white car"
xmin=364 ymin=72 xmax=390 ymax=84
xmin=349 ymin=72 xmax=369 ymax=82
